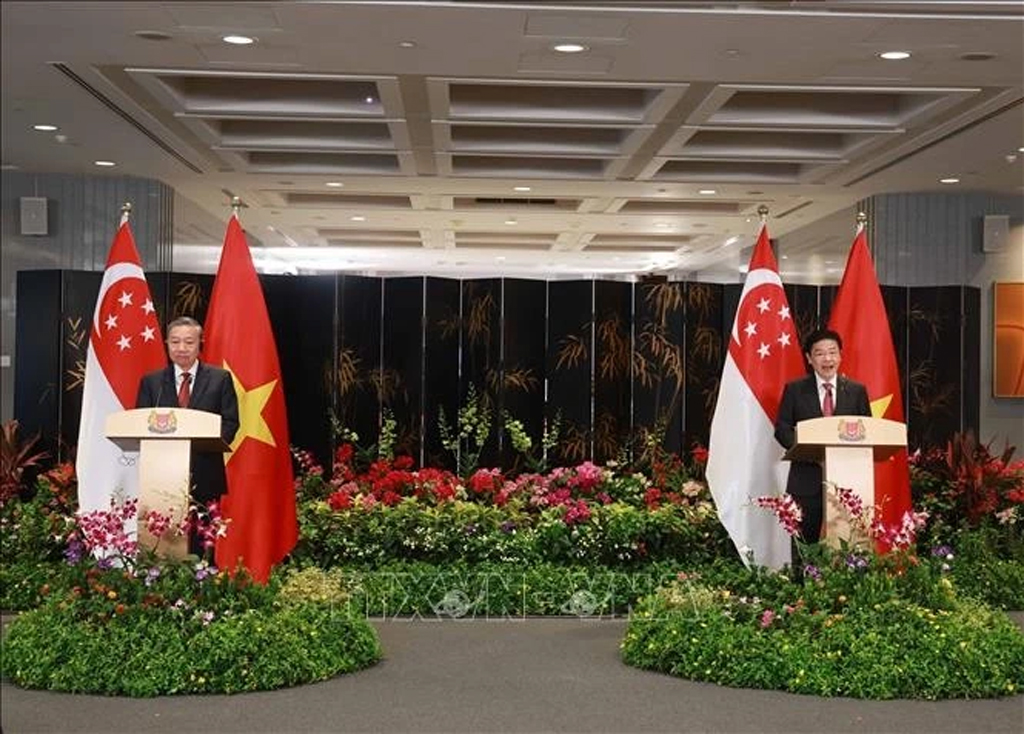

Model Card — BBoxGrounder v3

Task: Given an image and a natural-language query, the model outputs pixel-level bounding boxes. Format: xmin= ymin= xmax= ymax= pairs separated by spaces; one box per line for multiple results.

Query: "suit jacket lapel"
xmin=803 ymin=376 xmax=822 ymax=417
xmin=161 ymin=366 xmax=177 ymax=408
xmin=191 ymin=363 xmax=210 ymax=407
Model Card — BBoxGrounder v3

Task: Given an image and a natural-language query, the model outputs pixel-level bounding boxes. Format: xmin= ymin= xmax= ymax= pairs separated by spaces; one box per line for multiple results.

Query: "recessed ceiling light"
xmin=364 ymin=96 xmax=375 ymax=104
xmin=504 ymin=219 xmax=517 ymax=225
xmin=656 ymin=222 xmax=670 ymax=229
xmin=939 ymin=177 xmax=960 ymax=184
xmin=496 ymin=256 xmax=506 ymax=262
xmin=879 ymin=50 xmax=911 ymax=60
xmin=723 ymin=236 xmax=739 ymax=247
xmin=398 ymin=41 xmax=417 ymax=49
xmin=553 ymin=43 xmax=587 ymax=54
xmin=222 ymin=34 xmax=255 ymax=45
xmin=32 ymin=124 xmax=58 ymax=132
xmin=94 ymin=160 xmax=116 ymax=167
xmin=1018 ymin=147 xmax=1024 ymax=153
xmin=325 ymin=181 xmax=344 ymax=188
xmin=350 ymin=215 xmax=366 ymax=222
xmin=513 ymin=186 xmax=532 ymax=192
xmin=698 ymin=189 xmax=717 ymax=195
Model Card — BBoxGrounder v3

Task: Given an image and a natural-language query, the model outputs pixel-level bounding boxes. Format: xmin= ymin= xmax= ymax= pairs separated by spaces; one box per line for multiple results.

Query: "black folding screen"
xmin=14 ymin=271 xmax=982 ymax=471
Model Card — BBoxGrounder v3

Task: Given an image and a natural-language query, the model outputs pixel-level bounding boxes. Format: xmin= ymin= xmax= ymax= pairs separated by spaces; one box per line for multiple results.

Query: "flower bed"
xmin=0 ymin=477 xmax=381 ymax=696
xmin=292 ymin=446 xmax=730 ymax=568
xmin=621 ymin=449 xmax=1024 ymax=700
xmin=622 ymin=556 xmax=1024 ymax=699
xmin=3 ymin=564 xmax=380 ymax=695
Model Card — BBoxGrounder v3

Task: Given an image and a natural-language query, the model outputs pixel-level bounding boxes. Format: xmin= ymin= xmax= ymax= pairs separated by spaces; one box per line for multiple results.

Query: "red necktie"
xmin=822 ymin=382 xmax=834 ymax=417
xmin=178 ymin=372 xmax=191 ymax=408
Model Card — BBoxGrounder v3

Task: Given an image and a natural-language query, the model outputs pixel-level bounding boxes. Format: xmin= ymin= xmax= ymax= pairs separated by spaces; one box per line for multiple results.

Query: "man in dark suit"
xmin=774 ymin=328 xmax=871 ymax=543
xmin=136 ymin=316 xmax=239 ymax=515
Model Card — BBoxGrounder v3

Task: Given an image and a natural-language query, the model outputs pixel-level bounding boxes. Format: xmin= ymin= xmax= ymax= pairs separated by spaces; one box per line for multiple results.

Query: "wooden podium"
xmin=784 ymin=416 xmax=907 ymax=547
xmin=106 ymin=408 xmax=229 ymax=559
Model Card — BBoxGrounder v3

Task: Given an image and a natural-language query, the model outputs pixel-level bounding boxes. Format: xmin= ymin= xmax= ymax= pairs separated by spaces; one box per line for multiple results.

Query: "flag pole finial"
xmin=120 ymin=202 xmax=132 ymax=219
xmin=856 ymin=211 xmax=868 ymax=227
xmin=230 ymin=196 xmax=247 ymax=218
xmin=757 ymin=204 xmax=769 ymax=223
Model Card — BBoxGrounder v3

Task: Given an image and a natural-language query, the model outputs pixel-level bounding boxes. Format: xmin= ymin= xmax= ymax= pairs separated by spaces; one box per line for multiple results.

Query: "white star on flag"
xmin=141 ymin=326 xmax=156 ymax=342
xmin=76 ymin=215 xmax=166 ymax=520
xmin=707 ymin=224 xmax=806 ymax=570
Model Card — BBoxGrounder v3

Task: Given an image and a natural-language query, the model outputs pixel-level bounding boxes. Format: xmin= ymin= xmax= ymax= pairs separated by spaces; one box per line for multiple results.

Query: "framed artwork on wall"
xmin=993 ymin=282 xmax=1024 ymax=398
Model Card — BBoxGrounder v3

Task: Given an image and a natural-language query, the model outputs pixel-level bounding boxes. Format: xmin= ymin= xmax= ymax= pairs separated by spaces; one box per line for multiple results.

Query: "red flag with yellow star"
xmin=203 ymin=214 xmax=296 ymax=582
xmin=827 ymin=225 xmax=911 ymax=548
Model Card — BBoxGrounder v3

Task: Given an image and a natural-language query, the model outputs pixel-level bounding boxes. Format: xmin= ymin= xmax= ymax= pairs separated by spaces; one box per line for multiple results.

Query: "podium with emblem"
xmin=106 ymin=408 xmax=230 ymax=558
xmin=784 ymin=416 xmax=907 ymax=547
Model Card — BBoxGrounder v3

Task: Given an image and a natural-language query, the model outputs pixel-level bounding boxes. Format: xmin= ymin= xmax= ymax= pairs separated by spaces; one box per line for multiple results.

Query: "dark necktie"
xmin=178 ymin=372 xmax=191 ymax=408
xmin=822 ymin=382 xmax=834 ymax=417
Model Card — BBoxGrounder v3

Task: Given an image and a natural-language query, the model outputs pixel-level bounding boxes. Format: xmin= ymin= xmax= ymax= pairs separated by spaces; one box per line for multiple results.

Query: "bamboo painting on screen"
xmin=993 ymin=282 xmax=1024 ymax=398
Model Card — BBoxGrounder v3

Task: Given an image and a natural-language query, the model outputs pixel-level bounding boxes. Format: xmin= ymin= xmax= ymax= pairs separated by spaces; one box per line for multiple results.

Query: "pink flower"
xmin=760 ymin=609 xmax=776 ymax=628
xmin=754 ymin=494 xmax=803 ymax=537
xmin=574 ymin=461 xmax=603 ymax=492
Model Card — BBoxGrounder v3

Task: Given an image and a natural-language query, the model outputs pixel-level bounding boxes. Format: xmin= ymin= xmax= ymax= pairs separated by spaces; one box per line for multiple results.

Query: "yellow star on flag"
xmin=223 ymin=359 xmax=277 ymax=458
xmin=870 ymin=393 xmax=892 ymax=419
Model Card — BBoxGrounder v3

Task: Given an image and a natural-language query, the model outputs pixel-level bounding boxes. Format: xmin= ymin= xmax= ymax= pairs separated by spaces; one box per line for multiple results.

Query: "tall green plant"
xmin=438 ymin=384 xmax=493 ymax=476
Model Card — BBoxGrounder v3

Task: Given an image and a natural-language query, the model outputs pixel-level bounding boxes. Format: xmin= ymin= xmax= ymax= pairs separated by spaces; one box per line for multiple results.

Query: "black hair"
xmin=802 ymin=328 xmax=842 ymax=355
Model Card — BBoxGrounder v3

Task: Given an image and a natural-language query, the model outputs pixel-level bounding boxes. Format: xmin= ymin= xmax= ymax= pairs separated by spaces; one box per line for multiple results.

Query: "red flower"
xmin=644 ymin=487 xmax=663 ymax=510
xmin=336 ymin=443 xmax=355 ymax=466
xmin=327 ymin=490 xmax=353 ymax=511
xmin=690 ymin=444 xmax=709 ymax=466
xmin=393 ymin=455 xmax=414 ymax=470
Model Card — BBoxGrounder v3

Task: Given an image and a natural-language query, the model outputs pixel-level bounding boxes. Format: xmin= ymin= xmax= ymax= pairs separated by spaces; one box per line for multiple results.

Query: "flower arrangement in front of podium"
xmin=621 ymin=475 xmax=1024 ymax=700
xmin=1 ymin=466 xmax=380 ymax=696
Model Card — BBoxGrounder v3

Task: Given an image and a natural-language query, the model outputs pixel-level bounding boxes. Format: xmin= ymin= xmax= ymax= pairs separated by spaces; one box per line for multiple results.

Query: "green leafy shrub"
xmin=3 ymin=600 xmax=380 ymax=696
xmin=621 ymin=552 xmax=1024 ymax=699
xmin=341 ymin=560 xmax=683 ymax=617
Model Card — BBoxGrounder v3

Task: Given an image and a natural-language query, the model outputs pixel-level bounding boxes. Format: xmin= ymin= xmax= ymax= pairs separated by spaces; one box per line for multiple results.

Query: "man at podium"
xmin=774 ymin=328 xmax=870 ymax=542
xmin=136 ymin=316 xmax=239 ymax=515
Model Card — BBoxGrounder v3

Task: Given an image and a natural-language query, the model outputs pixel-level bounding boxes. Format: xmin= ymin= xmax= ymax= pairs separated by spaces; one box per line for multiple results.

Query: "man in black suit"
xmin=774 ymin=328 xmax=871 ymax=543
xmin=137 ymin=316 xmax=239 ymax=514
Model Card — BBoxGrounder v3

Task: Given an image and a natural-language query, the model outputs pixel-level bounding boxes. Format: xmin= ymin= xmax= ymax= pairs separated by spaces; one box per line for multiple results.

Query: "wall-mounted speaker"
xmin=982 ymin=214 xmax=1009 ymax=253
xmin=19 ymin=196 xmax=48 ymax=236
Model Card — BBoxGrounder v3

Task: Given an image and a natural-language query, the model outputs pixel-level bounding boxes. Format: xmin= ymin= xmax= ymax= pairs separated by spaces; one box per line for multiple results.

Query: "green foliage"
xmin=503 ymin=410 xmax=561 ymax=473
xmin=3 ymin=600 xmax=380 ymax=696
xmin=621 ymin=551 xmax=1024 ymax=699
xmin=438 ymin=384 xmax=493 ymax=476
xmin=294 ymin=497 xmax=730 ymax=569
xmin=340 ymin=560 xmax=683 ymax=617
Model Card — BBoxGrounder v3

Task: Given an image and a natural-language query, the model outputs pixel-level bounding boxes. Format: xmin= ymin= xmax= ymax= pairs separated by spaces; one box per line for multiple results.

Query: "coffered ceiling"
xmin=2 ymin=1 xmax=1022 ymax=280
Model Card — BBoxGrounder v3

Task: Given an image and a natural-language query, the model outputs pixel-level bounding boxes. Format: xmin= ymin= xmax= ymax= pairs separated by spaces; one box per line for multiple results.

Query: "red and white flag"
xmin=707 ymin=226 xmax=805 ymax=569
xmin=75 ymin=214 xmax=166 ymax=513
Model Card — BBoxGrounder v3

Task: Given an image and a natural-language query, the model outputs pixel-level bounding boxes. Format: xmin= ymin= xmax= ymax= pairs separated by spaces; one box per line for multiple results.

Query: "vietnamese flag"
xmin=828 ymin=224 xmax=911 ymax=547
xmin=203 ymin=214 xmax=297 ymax=582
